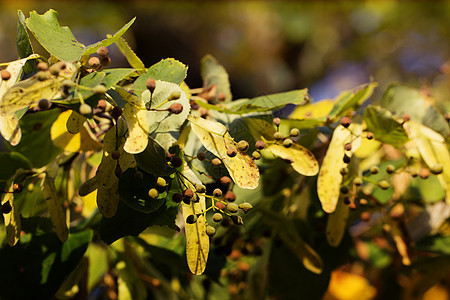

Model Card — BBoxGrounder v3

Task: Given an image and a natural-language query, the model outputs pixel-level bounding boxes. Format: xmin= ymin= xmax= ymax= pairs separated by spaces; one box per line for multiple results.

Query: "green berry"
xmin=196 ymin=185 xmax=206 ymax=193
xmin=340 ymin=167 xmax=348 ymax=176
xmin=96 ymin=46 xmax=109 ymax=58
xmin=38 ymin=99 xmax=51 ymax=110
xmin=186 ymin=214 xmax=197 ymax=224
xmin=168 ymin=90 xmax=181 ymax=101
xmin=92 ymin=84 xmax=107 ymax=95
xmin=238 ymin=202 xmax=253 ymax=213
xmin=353 ymin=177 xmax=363 ymax=186
xmin=283 ymin=138 xmax=293 ymax=148
xmin=386 ymin=164 xmax=395 ymax=174
xmin=370 ymin=166 xmax=379 ymax=174
xmin=273 ymin=132 xmax=283 ymax=140
xmin=213 ymin=188 xmax=223 ymax=197
xmin=252 ymin=151 xmax=261 ymax=160
xmin=430 ymin=164 xmax=444 ymax=175
xmin=37 ymin=71 xmax=48 ymax=81
xmin=340 ymin=185 xmax=350 ymax=194
xmin=411 ymin=169 xmax=419 ymax=177
xmin=255 ymin=140 xmax=265 ymax=150
xmin=290 ymin=128 xmax=300 ymax=137
xmin=378 ymin=180 xmax=390 ymax=190
xmin=156 ymin=177 xmax=167 ymax=187
xmin=61 ymin=79 xmax=74 ymax=90
xmin=206 ymin=225 xmax=216 ymax=237
xmin=237 ymin=140 xmax=249 ymax=152
xmin=212 ymin=213 xmax=223 ymax=222
xmin=273 ymin=117 xmax=281 ymax=126
xmin=148 ymin=188 xmax=159 ymax=199
xmin=227 ymin=203 xmax=239 ymax=213
xmin=79 ymin=103 xmax=92 ymax=116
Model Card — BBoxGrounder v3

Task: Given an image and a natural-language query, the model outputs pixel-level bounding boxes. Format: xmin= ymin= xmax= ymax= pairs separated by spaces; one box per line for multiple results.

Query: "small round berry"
xmin=37 ymin=71 xmax=48 ymax=81
xmin=186 ymin=214 xmax=197 ymax=224
xmin=211 ymin=158 xmax=222 ymax=166
xmin=97 ymin=100 xmax=107 ymax=111
xmin=343 ymin=154 xmax=351 ymax=164
xmin=340 ymin=185 xmax=350 ymax=194
xmin=215 ymin=202 xmax=226 ymax=210
xmin=430 ymin=164 xmax=444 ymax=175
xmin=227 ymin=203 xmax=239 ymax=213
xmin=403 ymin=114 xmax=410 ymax=122
xmin=445 ymin=112 xmax=450 ymax=122
xmin=283 ymin=138 xmax=293 ymax=148
xmin=419 ymin=168 xmax=430 ymax=179
xmin=360 ymin=211 xmax=371 ymax=222
xmin=411 ymin=169 xmax=419 ymax=177
xmin=344 ymin=143 xmax=352 ymax=151
xmin=27 ymin=183 xmax=35 ymax=192
xmin=79 ymin=103 xmax=92 ymax=116
xmin=378 ymin=180 xmax=390 ymax=190
xmin=111 ymin=106 xmax=123 ymax=119
xmin=114 ymin=164 xmax=122 ymax=178
xmin=224 ymin=191 xmax=236 ymax=202
xmin=146 ymin=78 xmax=156 ymax=93
xmin=273 ymin=132 xmax=283 ymax=140
xmin=386 ymin=164 xmax=395 ymax=174
xmin=88 ymin=57 xmax=100 ymax=69
xmin=49 ymin=64 xmax=61 ymax=76
xmin=255 ymin=140 xmax=265 ymax=150
xmin=370 ymin=166 xmax=379 ymax=175
xmin=213 ymin=213 xmax=223 ymax=222
xmin=343 ymin=197 xmax=351 ymax=205
xmin=111 ymin=150 xmax=120 ymax=160
xmin=353 ymin=177 xmax=363 ymax=186
xmin=273 ymin=117 xmax=281 ymax=126
xmin=340 ymin=167 xmax=348 ymax=176
xmin=12 ymin=183 xmax=24 ymax=194
xmin=220 ymin=176 xmax=232 ymax=185
xmin=92 ymin=84 xmax=107 ymax=95
xmin=38 ymin=99 xmax=51 ymax=111
xmin=37 ymin=62 xmax=48 ymax=71
xmin=1 ymin=70 xmax=11 ymax=81
xmin=340 ymin=117 xmax=351 ymax=128
xmin=238 ymin=202 xmax=253 ymax=213
xmin=252 ymin=151 xmax=261 ymax=160
xmin=134 ymin=171 xmax=144 ymax=180
xmin=217 ymin=92 xmax=226 ymax=101
xmin=96 ymin=46 xmax=109 ymax=58
xmin=61 ymin=79 xmax=74 ymax=90
xmin=168 ymin=90 xmax=181 ymax=101
xmin=196 ymin=185 xmax=206 ymax=193
xmin=184 ymin=189 xmax=194 ymax=199
xmin=172 ymin=193 xmax=183 ymax=203
xmin=100 ymin=57 xmax=111 ymax=67
xmin=148 ymin=188 xmax=159 ymax=199
xmin=168 ymin=103 xmax=183 ymax=114
xmin=197 ymin=152 xmax=206 ymax=161
xmin=382 ymin=224 xmax=391 ymax=234
xmin=349 ymin=201 xmax=357 ymax=210
xmin=366 ymin=132 xmax=374 ymax=140
xmin=227 ymin=147 xmax=237 ymax=158
xmin=230 ymin=215 xmax=244 ymax=225
xmin=171 ymin=156 xmax=183 ymax=168
xmin=290 ymin=128 xmax=300 ymax=137
xmin=1 ymin=201 xmax=12 ymax=214
xmin=206 ymin=225 xmax=216 ymax=237
xmin=237 ymin=140 xmax=249 ymax=152
xmin=156 ymin=177 xmax=166 ymax=187
xmin=359 ymin=198 xmax=368 ymax=206
xmin=213 ymin=188 xmax=223 ymax=197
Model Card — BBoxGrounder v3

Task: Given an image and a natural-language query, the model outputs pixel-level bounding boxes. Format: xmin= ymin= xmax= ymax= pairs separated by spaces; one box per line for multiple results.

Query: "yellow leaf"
xmin=66 ymin=110 xmax=86 ymax=134
xmin=290 ymin=99 xmax=335 ymax=119
xmin=43 ymin=176 xmax=69 ymax=242
xmin=96 ymin=119 xmax=135 ymax=217
xmin=122 ymin=94 xmax=148 ymax=154
xmin=266 ymin=143 xmax=319 ymax=176
xmin=1 ymin=181 xmax=21 ymax=246
xmin=324 ymin=269 xmax=377 ymax=300
xmin=405 ymin=122 xmax=450 ymax=204
xmin=181 ymin=166 xmax=209 ymax=275
xmin=318 ymin=124 xmax=362 ymax=213
xmin=81 ymin=190 xmax=98 ymax=218
xmin=326 ymin=196 xmax=349 ymax=247
xmin=188 ymin=115 xmax=259 ymax=189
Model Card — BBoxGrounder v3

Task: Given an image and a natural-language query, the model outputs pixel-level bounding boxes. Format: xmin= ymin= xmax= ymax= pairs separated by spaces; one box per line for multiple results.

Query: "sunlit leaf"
xmin=188 ymin=115 xmax=259 ymax=189
xmin=324 ymin=269 xmax=377 ymax=300
xmin=181 ymin=167 xmax=209 ymax=275
xmin=328 ymin=82 xmax=378 ymax=119
xmin=1 ymin=180 xmax=21 ymax=246
xmin=16 ymin=10 xmax=36 ymax=74
xmin=290 ymin=99 xmax=335 ymax=119
xmin=43 ymin=176 xmax=69 ymax=242
xmin=114 ymin=36 xmax=145 ymax=71
xmin=66 ymin=110 xmax=86 ymax=134
xmin=26 ymin=9 xmax=135 ymax=62
xmin=121 ymin=91 xmax=148 ymax=154
xmin=265 ymin=142 xmax=319 ymax=176
xmin=326 ymin=197 xmax=349 ymax=247
xmin=363 ymin=105 xmax=409 ymax=147
xmin=318 ymin=124 xmax=362 ymax=213
xmin=200 ymin=54 xmax=232 ymax=102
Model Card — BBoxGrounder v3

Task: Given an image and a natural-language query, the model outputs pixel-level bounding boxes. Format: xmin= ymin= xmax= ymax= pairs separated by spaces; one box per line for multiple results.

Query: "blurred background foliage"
xmin=1 ymin=1 xmax=449 ymax=102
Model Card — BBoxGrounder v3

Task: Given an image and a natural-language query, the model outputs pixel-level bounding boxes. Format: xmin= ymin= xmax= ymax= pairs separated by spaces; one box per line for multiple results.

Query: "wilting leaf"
xmin=328 ymin=82 xmax=378 ymax=119
xmin=200 ymin=54 xmax=232 ymax=102
xmin=26 ymin=9 xmax=135 ymax=62
xmin=405 ymin=121 xmax=450 ymax=203
xmin=364 ymin=105 xmax=409 ymax=147
xmin=96 ymin=120 xmax=135 ymax=217
xmin=266 ymin=142 xmax=319 ymax=176
xmin=318 ymin=124 xmax=362 ymax=213
xmin=181 ymin=167 xmax=209 ymax=275
xmin=43 ymin=176 xmax=68 ymax=242
xmin=121 ymin=91 xmax=148 ymax=154
xmin=1 ymin=180 xmax=21 ymax=246
xmin=188 ymin=115 xmax=259 ymax=189
xmin=114 ymin=36 xmax=145 ymax=71
xmin=51 ymin=110 xmax=102 ymax=152
xmin=326 ymin=197 xmax=349 ymax=247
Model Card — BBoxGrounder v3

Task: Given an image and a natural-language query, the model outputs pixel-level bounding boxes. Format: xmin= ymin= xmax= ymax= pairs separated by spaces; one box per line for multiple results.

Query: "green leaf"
xmin=134 ymin=137 xmax=171 ymax=176
xmin=363 ymin=105 xmax=409 ymax=147
xmin=115 ymin=36 xmax=145 ymax=70
xmin=43 ymin=177 xmax=69 ymax=242
xmin=0 ymin=152 xmax=32 ymax=181
xmin=328 ymin=82 xmax=378 ymax=119
xmin=118 ymin=168 xmax=169 ymax=213
xmin=16 ymin=10 xmax=36 ymax=74
xmin=133 ymin=58 xmax=188 ymax=96
xmin=325 ymin=197 xmax=349 ymax=247
xmin=26 ymin=9 xmax=135 ymax=62
xmin=416 ymin=235 xmax=450 ymax=255
xmin=200 ymin=54 xmax=232 ymax=102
